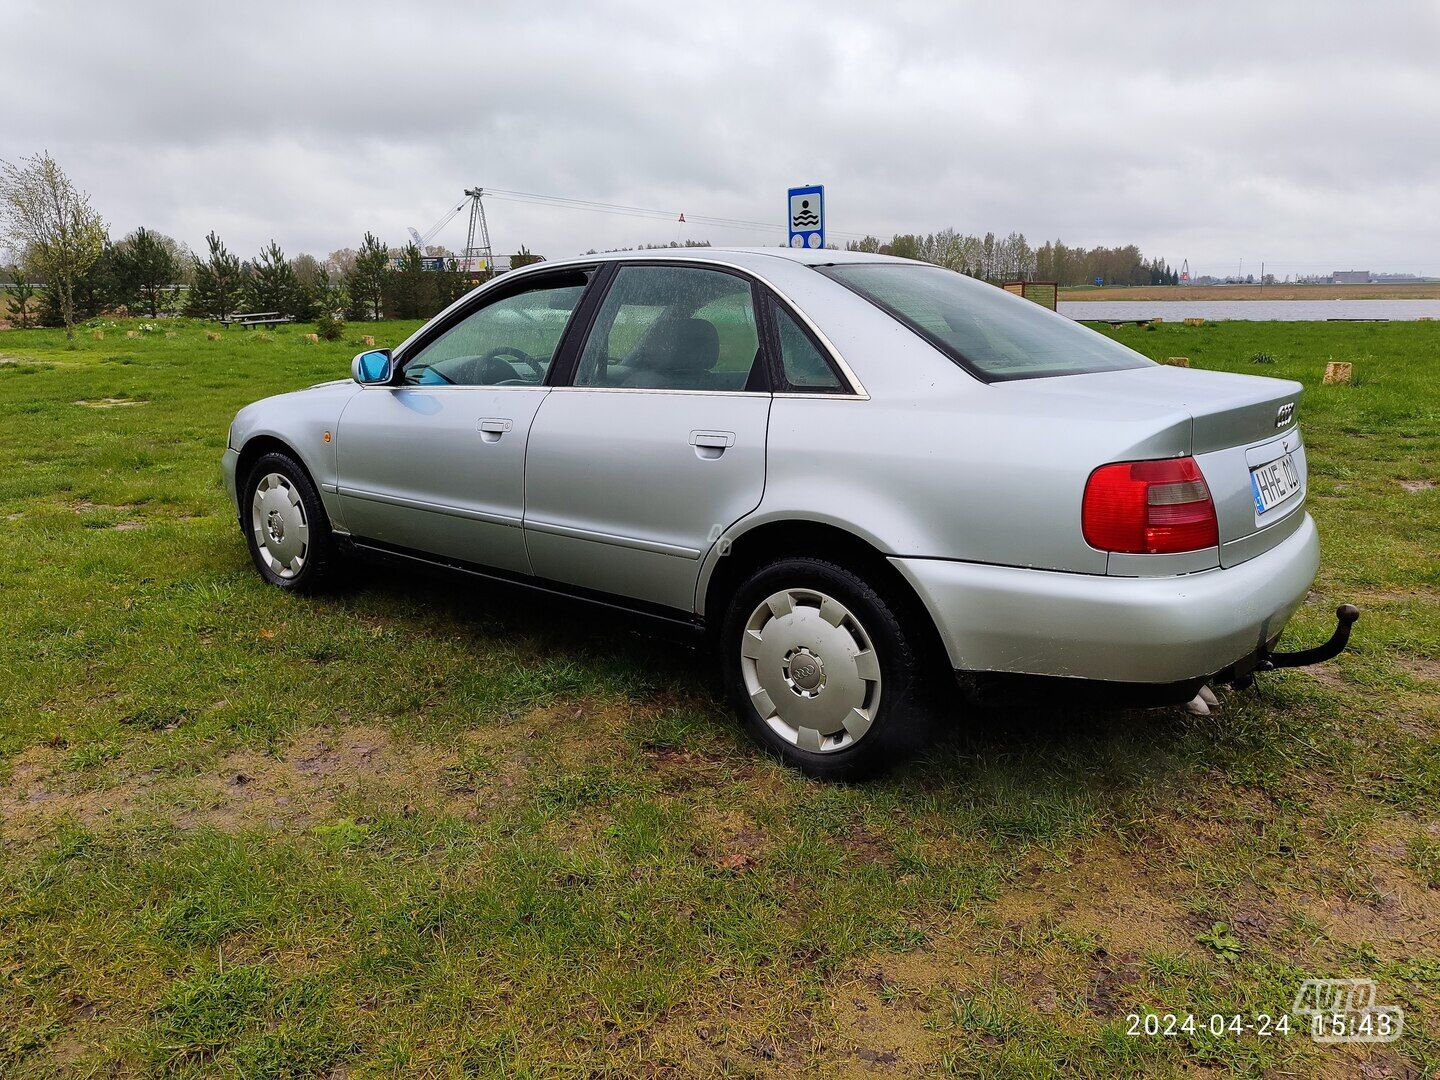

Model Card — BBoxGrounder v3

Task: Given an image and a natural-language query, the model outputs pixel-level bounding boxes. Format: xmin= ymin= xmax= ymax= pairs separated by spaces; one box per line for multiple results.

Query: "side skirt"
xmin=340 ymin=536 xmax=707 ymax=644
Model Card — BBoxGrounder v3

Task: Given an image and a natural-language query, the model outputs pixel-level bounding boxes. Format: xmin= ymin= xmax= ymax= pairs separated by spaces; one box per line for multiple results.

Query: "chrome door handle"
xmin=690 ymin=430 xmax=735 ymax=459
xmin=479 ymin=417 xmax=513 ymax=443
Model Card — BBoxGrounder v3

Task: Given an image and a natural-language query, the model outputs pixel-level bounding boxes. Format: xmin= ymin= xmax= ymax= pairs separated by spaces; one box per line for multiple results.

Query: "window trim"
xmin=388 ymin=265 xmax=600 ymax=388
xmin=549 ymin=259 xmax=772 ymax=394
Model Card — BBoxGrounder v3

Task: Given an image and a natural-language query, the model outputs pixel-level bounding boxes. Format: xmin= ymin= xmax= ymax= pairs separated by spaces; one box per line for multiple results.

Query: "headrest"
xmin=631 ymin=318 xmax=720 ymax=372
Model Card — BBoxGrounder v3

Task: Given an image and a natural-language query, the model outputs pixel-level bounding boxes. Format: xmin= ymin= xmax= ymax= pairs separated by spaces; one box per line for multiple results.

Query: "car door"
xmin=523 ymin=263 xmax=772 ymax=611
xmin=335 ymin=268 xmax=593 ymax=575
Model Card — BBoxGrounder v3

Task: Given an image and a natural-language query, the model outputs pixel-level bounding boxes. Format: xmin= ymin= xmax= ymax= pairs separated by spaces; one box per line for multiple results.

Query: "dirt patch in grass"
xmin=73 ymin=398 xmax=147 ymax=408
xmin=828 ymin=952 xmax=977 ymax=1070
xmin=0 ymin=702 xmax=669 ymax=848
xmin=2 ymin=724 xmax=486 ymax=843
xmin=1405 ymin=657 xmax=1440 ymax=685
xmin=996 ymin=841 xmax=1198 ymax=958
xmin=1398 ymin=479 xmax=1435 ymax=493
xmin=691 ymin=807 xmax=768 ymax=874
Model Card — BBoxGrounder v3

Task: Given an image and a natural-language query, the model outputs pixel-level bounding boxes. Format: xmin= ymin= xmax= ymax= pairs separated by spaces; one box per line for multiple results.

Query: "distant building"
xmin=1332 ymin=270 xmax=1371 ymax=284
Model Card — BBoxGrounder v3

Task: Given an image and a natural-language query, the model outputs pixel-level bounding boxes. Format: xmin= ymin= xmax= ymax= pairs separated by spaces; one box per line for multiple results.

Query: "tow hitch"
xmin=1261 ymin=603 xmax=1360 ymax=670
xmin=1231 ymin=603 xmax=1360 ymax=690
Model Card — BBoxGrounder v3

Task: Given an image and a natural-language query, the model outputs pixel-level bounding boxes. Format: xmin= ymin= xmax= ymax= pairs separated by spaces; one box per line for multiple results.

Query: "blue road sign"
xmin=787 ymin=185 xmax=824 ymax=250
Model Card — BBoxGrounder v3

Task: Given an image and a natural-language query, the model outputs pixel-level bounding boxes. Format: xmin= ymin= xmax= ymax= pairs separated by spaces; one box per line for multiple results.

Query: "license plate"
xmin=1250 ymin=452 xmax=1301 ymax=515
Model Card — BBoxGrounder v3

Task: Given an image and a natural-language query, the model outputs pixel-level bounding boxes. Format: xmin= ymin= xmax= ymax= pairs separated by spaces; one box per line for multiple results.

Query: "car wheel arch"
xmin=236 ymin=436 xmax=332 ymax=522
xmin=701 ymin=519 xmax=948 ymax=668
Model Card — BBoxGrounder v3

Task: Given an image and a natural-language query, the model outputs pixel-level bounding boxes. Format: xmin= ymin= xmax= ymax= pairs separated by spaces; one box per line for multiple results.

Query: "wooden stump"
xmin=125 ymin=330 xmax=140 ymax=339
xmin=362 ymin=335 xmax=375 ymax=347
xmin=164 ymin=331 xmax=176 ymax=338
xmin=305 ymin=333 xmax=319 ymax=344
xmin=1324 ymin=361 xmax=1352 ymax=385
xmin=91 ymin=330 xmax=105 ymax=340
xmin=1165 ymin=356 xmax=1190 ymax=367
xmin=1183 ymin=317 xmax=1205 ymax=327
xmin=206 ymin=331 xmax=222 ymax=341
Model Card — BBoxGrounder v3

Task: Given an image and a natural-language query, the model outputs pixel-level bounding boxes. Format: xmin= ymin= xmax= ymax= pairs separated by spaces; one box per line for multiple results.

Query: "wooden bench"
xmin=219 ymin=312 xmax=294 ymax=329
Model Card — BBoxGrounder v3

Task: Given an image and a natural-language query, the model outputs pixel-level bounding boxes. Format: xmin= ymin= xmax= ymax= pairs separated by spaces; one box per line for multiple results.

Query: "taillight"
xmin=1082 ymin=456 xmax=1218 ymax=554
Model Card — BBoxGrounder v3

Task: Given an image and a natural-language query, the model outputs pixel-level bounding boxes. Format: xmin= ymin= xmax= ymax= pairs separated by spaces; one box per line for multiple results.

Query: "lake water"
xmin=1059 ymin=299 xmax=1440 ymax=322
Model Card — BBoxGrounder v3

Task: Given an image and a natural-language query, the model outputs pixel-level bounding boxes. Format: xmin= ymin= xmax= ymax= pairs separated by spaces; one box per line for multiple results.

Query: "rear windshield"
xmin=820 ymin=263 xmax=1152 ymax=382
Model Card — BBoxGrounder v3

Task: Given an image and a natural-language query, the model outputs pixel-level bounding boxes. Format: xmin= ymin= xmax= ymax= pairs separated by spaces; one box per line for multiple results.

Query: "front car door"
xmin=523 ymin=263 xmax=772 ymax=611
xmin=335 ymin=268 xmax=593 ymax=574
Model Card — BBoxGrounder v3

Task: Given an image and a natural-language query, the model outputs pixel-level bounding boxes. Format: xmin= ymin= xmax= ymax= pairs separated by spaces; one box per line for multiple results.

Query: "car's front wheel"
xmin=241 ymin=451 xmax=336 ymax=592
xmin=720 ymin=556 xmax=937 ymax=780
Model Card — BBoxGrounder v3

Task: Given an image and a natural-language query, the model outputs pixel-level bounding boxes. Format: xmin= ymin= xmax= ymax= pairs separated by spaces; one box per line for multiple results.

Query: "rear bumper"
xmin=891 ymin=513 xmax=1320 ymax=684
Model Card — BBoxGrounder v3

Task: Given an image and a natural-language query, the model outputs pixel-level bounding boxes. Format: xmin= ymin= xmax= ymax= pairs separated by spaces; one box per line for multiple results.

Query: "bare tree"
xmin=0 ymin=153 xmax=107 ymax=340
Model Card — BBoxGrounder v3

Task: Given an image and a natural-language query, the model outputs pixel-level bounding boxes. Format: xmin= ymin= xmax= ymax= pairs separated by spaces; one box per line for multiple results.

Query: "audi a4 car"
xmin=224 ymin=247 xmax=1353 ymax=779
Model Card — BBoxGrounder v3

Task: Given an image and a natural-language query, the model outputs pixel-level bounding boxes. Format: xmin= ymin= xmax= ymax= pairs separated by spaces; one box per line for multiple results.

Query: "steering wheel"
xmin=480 ymin=345 xmax=544 ymax=383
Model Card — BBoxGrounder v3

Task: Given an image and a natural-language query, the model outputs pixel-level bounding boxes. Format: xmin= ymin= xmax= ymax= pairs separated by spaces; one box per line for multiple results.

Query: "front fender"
xmin=228 ymin=381 xmax=361 ymax=523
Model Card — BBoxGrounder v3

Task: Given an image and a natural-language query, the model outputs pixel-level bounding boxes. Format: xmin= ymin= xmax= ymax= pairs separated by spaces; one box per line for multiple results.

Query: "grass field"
xmin=0 ymin=317 xmax=1437 ymax=1077
xmin=1060 ymin=282 xmax=1440 ymax=302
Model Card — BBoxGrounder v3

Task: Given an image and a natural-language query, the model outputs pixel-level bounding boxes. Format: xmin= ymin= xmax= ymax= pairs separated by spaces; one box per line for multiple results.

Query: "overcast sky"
xmin=8 ymin=2 xmax=1439 ymax=277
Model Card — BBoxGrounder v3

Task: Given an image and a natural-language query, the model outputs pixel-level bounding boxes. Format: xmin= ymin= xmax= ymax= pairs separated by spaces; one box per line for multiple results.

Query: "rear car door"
xmin=523 ymin=263 xmax=772 ymax=611
xmin=335 ymin=268 xmax=592 ymax=574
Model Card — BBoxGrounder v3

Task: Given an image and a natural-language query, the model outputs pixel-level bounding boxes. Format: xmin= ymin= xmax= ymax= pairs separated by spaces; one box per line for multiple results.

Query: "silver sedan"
xmin=224 ymin=248 xmax=1349 ymax=778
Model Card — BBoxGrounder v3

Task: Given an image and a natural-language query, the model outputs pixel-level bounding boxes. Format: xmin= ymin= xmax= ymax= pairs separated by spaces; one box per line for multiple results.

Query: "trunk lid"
xmin=999 ymin=365 xmax=1307 ymax=568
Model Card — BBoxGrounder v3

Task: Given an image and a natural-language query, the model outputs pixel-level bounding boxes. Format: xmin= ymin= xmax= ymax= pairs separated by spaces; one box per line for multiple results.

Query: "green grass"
xmin=0 ymin=316 xmax=1437 ymax=1076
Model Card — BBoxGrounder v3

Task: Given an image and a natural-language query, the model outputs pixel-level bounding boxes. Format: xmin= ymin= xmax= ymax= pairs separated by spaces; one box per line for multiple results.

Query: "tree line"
xmin=3 ymin=152 xmax=1182 ymax=340
xmin=0 ymin=152 xmax=542 ymax=337
xmin=846 ymin=230 xmax=1178 ymax=286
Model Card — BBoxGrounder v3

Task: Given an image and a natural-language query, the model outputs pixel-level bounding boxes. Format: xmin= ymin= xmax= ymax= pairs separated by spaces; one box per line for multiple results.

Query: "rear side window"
xmin=821 ymin=263 xmax=1152 ymax=382
xmin=574 ymin=265 xmax=763 ymax=391
xmin=772 ymin=302 xmax=845 ymax=392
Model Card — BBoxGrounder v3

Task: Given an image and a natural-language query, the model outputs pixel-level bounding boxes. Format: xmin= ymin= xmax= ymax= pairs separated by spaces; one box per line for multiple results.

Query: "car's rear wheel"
xmin=721 ymin=556 xmax=937 ymax=780
xmin=242 ymin=451 xmax=336 ymax=592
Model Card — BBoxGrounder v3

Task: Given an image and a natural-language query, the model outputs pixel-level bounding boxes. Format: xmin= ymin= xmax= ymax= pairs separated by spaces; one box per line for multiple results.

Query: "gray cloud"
xmin=8 ymin=1 xmax=1438 ymax=275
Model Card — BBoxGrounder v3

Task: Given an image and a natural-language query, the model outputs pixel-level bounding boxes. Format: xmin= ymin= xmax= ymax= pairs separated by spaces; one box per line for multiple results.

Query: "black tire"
xmin=719 ymin=556 xmax=938 ymax=781
xmin=240 ymin=451 xmax=338 ymax=593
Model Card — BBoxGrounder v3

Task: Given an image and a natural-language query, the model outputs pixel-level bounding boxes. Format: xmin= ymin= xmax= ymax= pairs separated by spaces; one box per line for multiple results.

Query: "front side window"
xmin=574 ymin=265 xmax=763 ymax=391
xmin=401 ymin=271 xmax=589 ymax=386
xmin=821 ymin=263 xmax=1152 ymax=382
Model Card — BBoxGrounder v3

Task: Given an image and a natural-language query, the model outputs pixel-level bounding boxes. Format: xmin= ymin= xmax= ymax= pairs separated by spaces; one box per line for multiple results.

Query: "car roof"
xmin=532 ymin=245 xmax=916 ymax=273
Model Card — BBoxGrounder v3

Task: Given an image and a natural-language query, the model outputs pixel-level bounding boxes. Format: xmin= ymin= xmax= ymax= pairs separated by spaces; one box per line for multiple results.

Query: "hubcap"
xmin=740 ymin=587 xmax=882 ymax=754
xmin=250 ymin=472 xmax=309 ymax=578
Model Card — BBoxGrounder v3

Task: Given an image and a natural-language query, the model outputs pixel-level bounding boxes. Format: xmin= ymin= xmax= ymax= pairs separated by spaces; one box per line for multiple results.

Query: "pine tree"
xmin=185 ymin=231 xmax=245 ymax=319
xmin=390 ymin=243 xmax=427 ymax=319
xmin=115 ymin=227 xmax=182 ymax=318
xmin=345 ymin=232 xmax=389 ymax=321
xmin=246 ymin=240 xmax=302 ymax=317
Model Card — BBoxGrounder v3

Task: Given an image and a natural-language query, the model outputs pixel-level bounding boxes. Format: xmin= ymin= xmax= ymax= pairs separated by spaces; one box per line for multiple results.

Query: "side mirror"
xmin=351 ymin=349 xmax=393 ymax=385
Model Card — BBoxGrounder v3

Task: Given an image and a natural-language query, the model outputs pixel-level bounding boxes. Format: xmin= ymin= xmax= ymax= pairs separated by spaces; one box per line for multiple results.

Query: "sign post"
xmin=787 ymin=185 xmax=825 ymax=250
